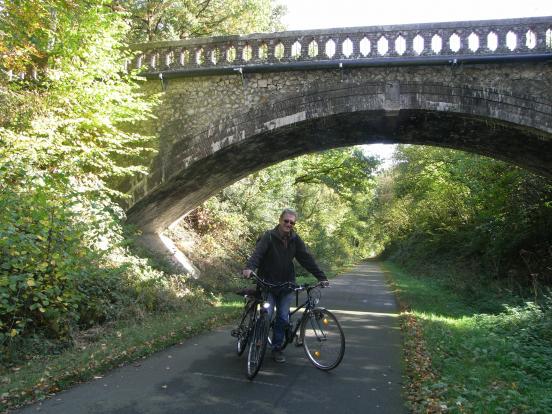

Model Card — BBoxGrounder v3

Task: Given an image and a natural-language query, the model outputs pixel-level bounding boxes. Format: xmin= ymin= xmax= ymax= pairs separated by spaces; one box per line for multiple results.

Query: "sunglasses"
xmin=283 ymin=219 xmax=296 ymax=225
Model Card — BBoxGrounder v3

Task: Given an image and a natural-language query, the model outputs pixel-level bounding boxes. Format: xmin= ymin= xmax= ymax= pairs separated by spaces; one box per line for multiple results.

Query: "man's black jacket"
xmin=246 ymin=227 xmax=327 ymax=284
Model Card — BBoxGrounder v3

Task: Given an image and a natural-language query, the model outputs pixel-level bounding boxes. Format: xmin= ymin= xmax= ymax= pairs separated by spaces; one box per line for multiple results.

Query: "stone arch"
xmin=126 ymin=79 xmax=552 ymax=234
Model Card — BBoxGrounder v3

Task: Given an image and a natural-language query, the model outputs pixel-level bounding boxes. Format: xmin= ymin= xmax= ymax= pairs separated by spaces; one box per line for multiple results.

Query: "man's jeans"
xmin=266 ymin=289 xmax=294 ymax=350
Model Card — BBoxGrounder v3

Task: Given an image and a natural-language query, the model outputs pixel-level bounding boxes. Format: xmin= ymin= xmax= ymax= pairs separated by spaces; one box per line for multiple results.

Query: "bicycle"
xmin=231 ymin=272 xmax=282 ymax=379
xmin=232 ymin=272 xmax=345 ymax=379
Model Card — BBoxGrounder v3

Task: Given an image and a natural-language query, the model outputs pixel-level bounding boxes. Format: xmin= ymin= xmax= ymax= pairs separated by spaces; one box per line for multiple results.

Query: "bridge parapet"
xmin=132 ymin=17 xmax=552 ymax=77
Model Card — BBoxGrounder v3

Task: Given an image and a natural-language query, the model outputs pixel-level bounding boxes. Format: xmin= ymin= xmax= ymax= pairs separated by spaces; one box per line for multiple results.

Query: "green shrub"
xmin=0 ymin=139 xmax=195 ymax=351
xmin=0 ymin=151 xmax=120 ymax=342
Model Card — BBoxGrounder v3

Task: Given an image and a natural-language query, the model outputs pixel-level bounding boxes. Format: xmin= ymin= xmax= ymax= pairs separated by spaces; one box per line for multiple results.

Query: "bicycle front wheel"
xmin=246 ymin=313 xmax=270 ymax=379
xmin=300 ymin=308 xmax=345 ymax=370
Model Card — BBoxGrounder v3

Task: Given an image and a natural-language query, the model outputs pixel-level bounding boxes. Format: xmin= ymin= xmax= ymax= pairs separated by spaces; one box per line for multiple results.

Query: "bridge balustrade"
xmin=131 ymin=17 xmax=552 ymax=77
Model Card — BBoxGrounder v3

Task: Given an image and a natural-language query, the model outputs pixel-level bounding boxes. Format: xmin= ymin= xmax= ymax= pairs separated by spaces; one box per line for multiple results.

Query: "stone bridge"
xmin=124 ymin=16 xmax=552 ymax=259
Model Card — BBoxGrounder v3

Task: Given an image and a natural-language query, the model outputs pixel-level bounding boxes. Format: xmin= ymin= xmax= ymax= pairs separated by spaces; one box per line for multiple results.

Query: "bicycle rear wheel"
xmin=300 ymin=308 xmax=345 ymax=370
xmin=246 ymin=313 xmax=270 ymax=379
xmin=236 ymin=303 xmax=256 ymax=356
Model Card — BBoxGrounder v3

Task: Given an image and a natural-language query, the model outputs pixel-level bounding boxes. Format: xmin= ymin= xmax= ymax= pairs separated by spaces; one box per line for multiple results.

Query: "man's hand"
xmin=320 ymin=280 xmax=330 ymax=288
xmin=242 ymin=269 xmax=253 ymax=279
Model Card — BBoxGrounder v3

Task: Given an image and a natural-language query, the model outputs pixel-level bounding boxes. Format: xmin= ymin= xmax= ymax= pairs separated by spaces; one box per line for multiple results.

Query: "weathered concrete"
xmin=122 ymin=17 xmax=552 ymax=237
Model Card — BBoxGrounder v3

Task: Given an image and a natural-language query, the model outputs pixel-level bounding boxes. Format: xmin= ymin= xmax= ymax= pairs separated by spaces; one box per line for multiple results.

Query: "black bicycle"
xmin=232 ymin=272 xmax=345 ymax=379
xmin=231 ymin=273 xmax=280 ymax=379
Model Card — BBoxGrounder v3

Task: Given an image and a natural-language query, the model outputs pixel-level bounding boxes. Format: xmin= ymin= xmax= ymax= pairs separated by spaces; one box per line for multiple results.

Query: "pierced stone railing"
xmin=132 ymin=16 xmax=552 ymax=77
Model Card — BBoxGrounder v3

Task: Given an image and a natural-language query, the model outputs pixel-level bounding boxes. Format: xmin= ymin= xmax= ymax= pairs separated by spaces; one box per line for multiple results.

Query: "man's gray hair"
xmin=280 ymin=208 xmax=298 ymax=219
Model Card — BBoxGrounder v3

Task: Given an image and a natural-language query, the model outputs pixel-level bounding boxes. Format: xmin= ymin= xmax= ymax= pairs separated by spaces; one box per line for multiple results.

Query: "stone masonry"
xmin=124 ymin=17 xmax=552 ymax=241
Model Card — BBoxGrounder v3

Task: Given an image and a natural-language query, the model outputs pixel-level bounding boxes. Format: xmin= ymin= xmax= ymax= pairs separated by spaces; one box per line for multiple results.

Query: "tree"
xmin=116 ymin=0 xmax=286 ymax=43
xmin=1 ymin=0 xmax=289 ymax=343
xmin=0 ymin=0 xmax=156 ymax=341
xmin=181 ymin=147 xmax=381 ymax=282
xmin=295 ymin=148 xmax=379 ymax=204
xmin=0 ymin=0 xmax=156 ymax=185
xmin=368 ymin=144 xmax=552 ymax=284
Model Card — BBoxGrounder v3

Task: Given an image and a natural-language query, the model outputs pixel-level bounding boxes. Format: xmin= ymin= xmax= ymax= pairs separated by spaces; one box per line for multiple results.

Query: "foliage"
xmin=173 ymin=147 xmax=380 ymax=291
xmin=0 ymin=133 xmax=193 ymax=349
xmin=295 ymin=147 xmax=378 ymax=203
xmin=117 ymin=0 xmax=286 ymax=42
xmin=0 ymin=0 xmax=156 ymax=347
xmin=386 ymin=262 xmax=552 ymax=413
xmin=0 ymin=0 xmax=157 ymax=185
xmin=370 ymin=145 xmax=552 ymax=296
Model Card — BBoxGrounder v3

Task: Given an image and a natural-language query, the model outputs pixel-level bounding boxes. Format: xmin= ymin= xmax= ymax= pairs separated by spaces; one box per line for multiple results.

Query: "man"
xmin=243 ymin=208 xmax=329 ymax=363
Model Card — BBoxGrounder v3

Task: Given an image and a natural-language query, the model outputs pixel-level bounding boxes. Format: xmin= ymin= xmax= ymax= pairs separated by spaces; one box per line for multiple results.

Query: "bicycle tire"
xmin=236 ymin=303 xmax=256 ymax=356
xmin=246 ymin=313 xmax=270 ymax=379
xmin=300 ymin=308 xmax=345 ymax=370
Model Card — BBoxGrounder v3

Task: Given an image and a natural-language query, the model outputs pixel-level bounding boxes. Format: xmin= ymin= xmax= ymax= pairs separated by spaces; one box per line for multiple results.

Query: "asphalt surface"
xmin=16 ymin=261 xmax=407 ymax=414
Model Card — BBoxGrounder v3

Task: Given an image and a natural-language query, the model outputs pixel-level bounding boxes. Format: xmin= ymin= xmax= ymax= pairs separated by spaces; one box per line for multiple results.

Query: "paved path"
xmin=16 ymin=261 xmax=407 ymax=414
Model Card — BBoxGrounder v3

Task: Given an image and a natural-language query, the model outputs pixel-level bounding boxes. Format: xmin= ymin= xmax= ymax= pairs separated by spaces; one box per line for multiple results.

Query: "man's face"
xmin=278 ymin=213 xmax=296 ymax=235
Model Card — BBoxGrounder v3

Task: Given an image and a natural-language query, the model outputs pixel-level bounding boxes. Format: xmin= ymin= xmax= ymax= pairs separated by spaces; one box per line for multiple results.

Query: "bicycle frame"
xmin=283 ymin=284 xmax=324 ymax=345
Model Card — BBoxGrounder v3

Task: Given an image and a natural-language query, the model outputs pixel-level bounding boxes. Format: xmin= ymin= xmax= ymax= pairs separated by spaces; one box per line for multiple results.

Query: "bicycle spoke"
xmin=246 ymin=314 xmax=269 ymax=379
xmin=301 ymin=309 xmax=345 ymax=370
xmin=235 ymin=303 xmax=256 ymax=356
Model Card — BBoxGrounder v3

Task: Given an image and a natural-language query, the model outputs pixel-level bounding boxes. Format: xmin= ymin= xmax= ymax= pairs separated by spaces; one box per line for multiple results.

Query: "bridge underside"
xmin=126 ymin=108 xmax=552 ymax=233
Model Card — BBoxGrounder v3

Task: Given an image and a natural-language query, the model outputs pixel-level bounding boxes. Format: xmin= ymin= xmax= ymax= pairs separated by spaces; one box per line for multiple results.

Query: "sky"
xmin=277 ymin=0 xmax=552 ymax=167
xmin=279 ymin=0 xmax=552 ymax=31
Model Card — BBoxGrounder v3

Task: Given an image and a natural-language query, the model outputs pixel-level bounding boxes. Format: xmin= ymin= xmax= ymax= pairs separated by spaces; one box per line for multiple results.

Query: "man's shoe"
xmin=272 ymin=349 xmax=286 ymax=363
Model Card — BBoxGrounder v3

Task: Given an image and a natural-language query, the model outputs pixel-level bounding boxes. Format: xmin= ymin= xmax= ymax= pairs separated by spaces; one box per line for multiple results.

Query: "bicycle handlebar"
xmin=247 ymin=271 xmax=328 ymax=291
xmin=248 ymin=271 xmax=295 ymax=289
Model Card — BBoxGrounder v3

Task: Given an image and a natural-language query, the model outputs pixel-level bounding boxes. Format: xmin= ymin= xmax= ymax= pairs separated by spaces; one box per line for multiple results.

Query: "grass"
xmin=0 ymin=299 xmax=242 ymax=412
xmin=383 ymin=261 xmax=552 ymax=414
